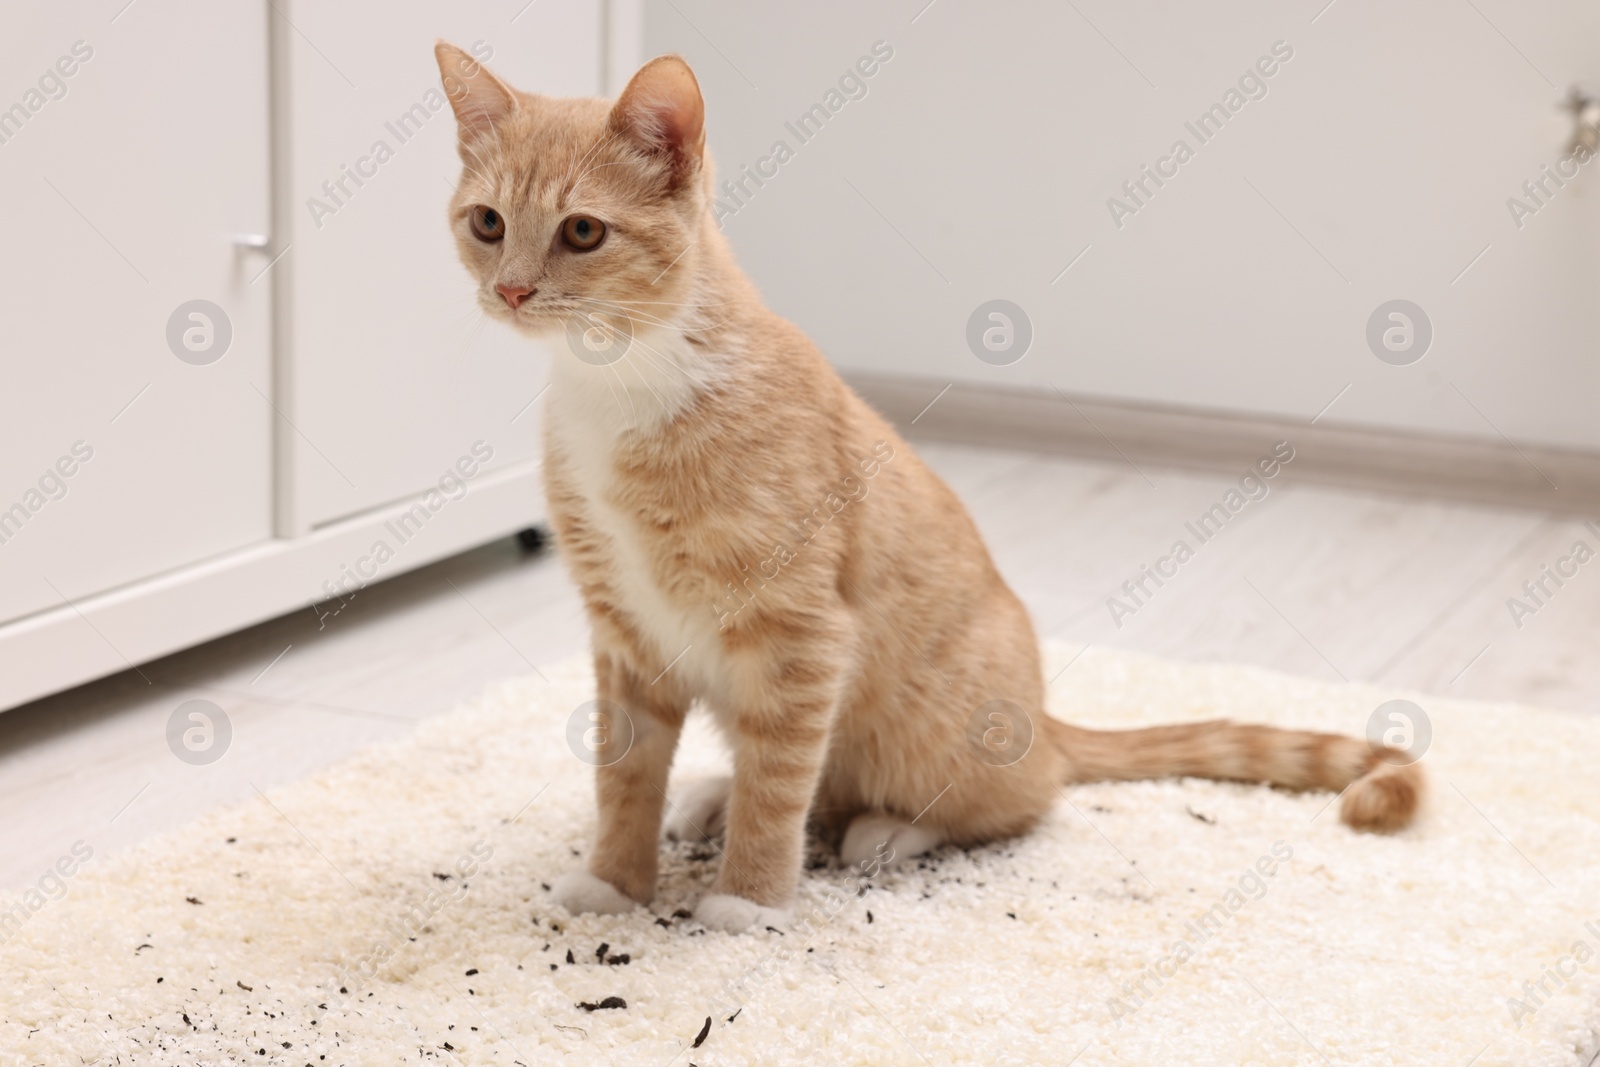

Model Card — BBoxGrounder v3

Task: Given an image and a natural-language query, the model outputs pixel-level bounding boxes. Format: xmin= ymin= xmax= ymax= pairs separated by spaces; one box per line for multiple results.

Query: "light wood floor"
xmin=3 ymin=439 xmax=1598 ymax=884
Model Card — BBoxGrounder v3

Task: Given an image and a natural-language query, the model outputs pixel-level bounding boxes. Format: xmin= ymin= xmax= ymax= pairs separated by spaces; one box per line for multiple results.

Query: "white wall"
xmin=644 ymin=0 xmax=1600 ymax=451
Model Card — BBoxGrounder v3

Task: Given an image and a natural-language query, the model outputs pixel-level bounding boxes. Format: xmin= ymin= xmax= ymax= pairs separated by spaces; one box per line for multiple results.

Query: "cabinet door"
xmin=0 ymin=2 xmax=273 ymax=625
xmin=280 ymin=0 xmax=603 ymax=532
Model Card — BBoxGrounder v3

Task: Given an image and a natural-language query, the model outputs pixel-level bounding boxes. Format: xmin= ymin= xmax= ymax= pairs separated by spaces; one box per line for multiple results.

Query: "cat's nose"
xmin=496 ymin=283 xmax=534 ymax=309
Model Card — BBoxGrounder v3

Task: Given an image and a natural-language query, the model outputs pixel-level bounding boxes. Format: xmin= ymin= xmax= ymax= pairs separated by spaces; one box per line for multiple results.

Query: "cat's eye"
xmin=561 ymin=215 xmax=607 ymax=251
xmin=469 ymin=205 xmax=505 ymax=243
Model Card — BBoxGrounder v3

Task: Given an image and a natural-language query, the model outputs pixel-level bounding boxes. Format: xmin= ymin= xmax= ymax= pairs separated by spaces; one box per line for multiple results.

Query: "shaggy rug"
xmin=2 ymin=643 xmax=1598 ymax=1067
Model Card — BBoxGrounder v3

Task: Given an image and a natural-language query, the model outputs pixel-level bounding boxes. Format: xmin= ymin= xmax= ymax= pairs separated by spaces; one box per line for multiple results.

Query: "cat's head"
xmin=433 ymin=43 xmax=709 ymax=339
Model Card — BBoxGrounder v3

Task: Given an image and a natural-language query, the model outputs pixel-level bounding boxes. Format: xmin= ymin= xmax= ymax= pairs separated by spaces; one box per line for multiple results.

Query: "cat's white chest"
xmin=564 ymin=429 xmax=697 ymax=657
xmin=545 ymin=334 xmax=723 ymax=689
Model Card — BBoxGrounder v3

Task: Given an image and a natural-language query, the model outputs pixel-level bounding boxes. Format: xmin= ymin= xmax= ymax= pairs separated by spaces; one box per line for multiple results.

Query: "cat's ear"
xmin=608 ymin=55 xmax=705 ymax=178
xmin=435 ymin=41 xmax=518 ymax=146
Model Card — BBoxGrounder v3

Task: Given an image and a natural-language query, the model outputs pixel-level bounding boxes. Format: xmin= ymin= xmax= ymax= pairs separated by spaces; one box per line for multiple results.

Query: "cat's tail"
xmin=1046 ymin=719 xmax=1423 ymax=832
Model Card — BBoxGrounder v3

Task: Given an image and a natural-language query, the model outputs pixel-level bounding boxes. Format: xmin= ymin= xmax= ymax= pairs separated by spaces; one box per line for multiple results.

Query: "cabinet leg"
xmin=516 ymin=525 xmax=551 ymax=554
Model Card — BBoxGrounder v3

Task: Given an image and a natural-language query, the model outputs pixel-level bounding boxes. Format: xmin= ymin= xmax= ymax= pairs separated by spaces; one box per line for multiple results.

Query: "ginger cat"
xmin=434 ymin=43 xmax=1423 ymax=933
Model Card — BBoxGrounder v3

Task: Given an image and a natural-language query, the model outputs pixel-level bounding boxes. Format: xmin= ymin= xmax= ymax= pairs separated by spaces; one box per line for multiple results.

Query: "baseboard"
xmin=845 ymin=372 xmax=1600 ymax=516
xmin=0 ymin=461 xmax=545 ymax=713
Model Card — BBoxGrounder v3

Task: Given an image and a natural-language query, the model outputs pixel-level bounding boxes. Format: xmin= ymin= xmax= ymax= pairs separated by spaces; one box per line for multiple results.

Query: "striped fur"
xmin=434 ymin=45 xmax=1424 ymax=931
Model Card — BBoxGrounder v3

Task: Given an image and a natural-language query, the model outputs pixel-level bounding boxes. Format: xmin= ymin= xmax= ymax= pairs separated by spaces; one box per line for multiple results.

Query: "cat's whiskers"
xmin=576 ymin=294 xmax=728 ymax=318
xmin=441 ymin=308 xmax=490 ymax=375
xmin=576 ymin=315 xmax=675 ymax=412
xmin=590 ymin=356 xmax=634 ymax=425
xmin=572 ymin=297 xmax=686 ymax=333
xmin=614 ymin=350 xmax=676 ymax=413
xmin=563 ymin=129 xmax=619 ymax=187
xmin=609 ymin=360 xmax=651 ymax=425
xmin=619 ymin=332 xmax=713 ymax=395
xmin=607 ymin=297 xmax=733 ymax=309
xmin=460 ymin=132 xmax=501 ymax=174
xmin=444 ymin=300 xmax=486 ymax=339
xmin=614 ymin=321 xmax=730 ymax=390
xmin=578 ymin=308 xmax=719 ymax=394
xmin=596 ymin=293 xmax=740 ymax=331
xmin=566 ymin=336 xmax=679 ymax=419
xmin=564 ymin=297 xmax=721 ymax=401
xmin=574 ymin=296 xmax=736 ymax=340
xmin=568 ymin=159 xmax=634 ymax=196
xmin=457 ymin=138 xmax=501 ymax=190
xmin=565 ymin=311 xmax=665 ymax=421
xmin=560 ymin=130 xmax=624 ymax=201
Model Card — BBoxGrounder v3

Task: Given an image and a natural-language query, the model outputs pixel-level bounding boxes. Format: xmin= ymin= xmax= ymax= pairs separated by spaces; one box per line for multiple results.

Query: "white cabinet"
xmin=275 ymin=2 xmax=603 ymax=533
xmin=0 ymin=0 xmax=615 ymax=711
xmin=0 ymin=3 xmax=274 ymax=627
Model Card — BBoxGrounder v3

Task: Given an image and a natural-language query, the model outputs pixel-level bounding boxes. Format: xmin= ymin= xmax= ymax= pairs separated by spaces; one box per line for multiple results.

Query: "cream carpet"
xmin=3 ymin=643 xmax=1598 ymax=1067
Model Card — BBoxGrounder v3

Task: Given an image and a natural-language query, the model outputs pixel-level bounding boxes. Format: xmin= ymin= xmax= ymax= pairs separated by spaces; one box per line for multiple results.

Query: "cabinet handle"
xmin=1566 ymin=88 xmax=1599 ymax=155
xmin=233 ymin=233 xmax=271 ymax=253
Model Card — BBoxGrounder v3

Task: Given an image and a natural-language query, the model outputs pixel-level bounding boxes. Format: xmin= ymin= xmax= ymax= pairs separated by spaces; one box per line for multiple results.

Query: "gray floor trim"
xmin=846 ymin=372 xmax=1600 ymax=517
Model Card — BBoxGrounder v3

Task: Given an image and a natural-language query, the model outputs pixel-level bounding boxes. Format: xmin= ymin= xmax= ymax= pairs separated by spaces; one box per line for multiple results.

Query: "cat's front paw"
xmin=550 ymin=871 xmax=638 ymax=916
xmin=693 ymin=893 xmax=792 ymax=934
